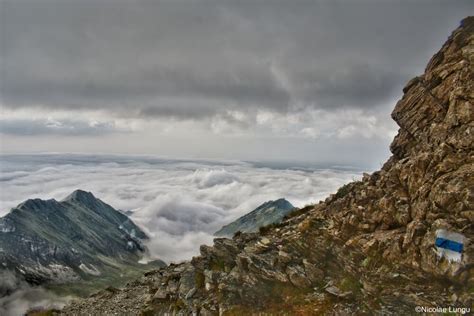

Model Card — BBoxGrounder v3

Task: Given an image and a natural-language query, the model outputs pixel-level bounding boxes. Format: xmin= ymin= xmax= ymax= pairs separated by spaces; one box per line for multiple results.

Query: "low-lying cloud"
xmin=0 ymin=153 xmax=363 ymax=262
xmin=191 ymin=169 xmax=240 ymax=188
xmin=0 ymin=118 xmax=124 ymax=136
xmin=0 ymin=271 xmax=71 ymax=316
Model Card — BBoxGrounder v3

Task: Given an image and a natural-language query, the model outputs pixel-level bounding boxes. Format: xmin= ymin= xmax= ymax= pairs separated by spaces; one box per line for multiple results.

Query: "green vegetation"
xmin=194 ymin=271 xmax=205 ymax=289
xmin=283 ymin=204 xmax=314 ymax=220
xmin=339 ymin=276 xmax=362 ymax=294
xmin=334 ymin=183 xmax=353 ymax=199
xmin=209 ymin=257 xmax=226 ymax=272
xmin=26 ymin=309 xmax=61 ymax=316
xmin=226 ymin=281 xmax=314 ymax=315
xmin=46 ymin=261 xmax=161 ymax=297
xmin=258 ymin=222 xmax=284 ymax=234
xmin=361 ymin=257 xmax=371 ymax=268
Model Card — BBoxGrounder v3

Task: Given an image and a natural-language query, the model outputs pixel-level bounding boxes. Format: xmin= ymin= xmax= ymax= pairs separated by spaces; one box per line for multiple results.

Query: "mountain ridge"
xmin=0 ymin=189 xmax=161 ymax=288
xmin=215 ymin=198 xmax=295 ymax=236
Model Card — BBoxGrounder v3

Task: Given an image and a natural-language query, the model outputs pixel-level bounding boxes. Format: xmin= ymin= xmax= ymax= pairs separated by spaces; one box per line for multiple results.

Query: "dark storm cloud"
xmin=0 ymin=0 xmax=471 ymax=119
xmin=281 ymin=63 xmax=405 ymax=108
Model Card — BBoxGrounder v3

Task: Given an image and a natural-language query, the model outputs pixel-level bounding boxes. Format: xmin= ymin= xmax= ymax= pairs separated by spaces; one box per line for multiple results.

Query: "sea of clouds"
xmin=0 ymin=153 xmax=364 ymax=262
xmin=0 ymin=270 xmax=71 ymax=316
xmin=0 ymin=153 xmax=365 ymax=315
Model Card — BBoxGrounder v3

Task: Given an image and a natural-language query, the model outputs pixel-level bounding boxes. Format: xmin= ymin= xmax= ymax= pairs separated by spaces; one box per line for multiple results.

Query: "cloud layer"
xmin=1 ymin=1 xmax=470 ymax=130
xmin=0 ymin=118 xmax=125 ymax=136
xmin=0 ymin=153 xmax=363 ymax=262
xmin=1 ymin=1 xmax=470 ymax=162
xmin=0 ymin=270 xmax=71 ymax=316
xmin=2 ymin=1 xmax=470 ymax=119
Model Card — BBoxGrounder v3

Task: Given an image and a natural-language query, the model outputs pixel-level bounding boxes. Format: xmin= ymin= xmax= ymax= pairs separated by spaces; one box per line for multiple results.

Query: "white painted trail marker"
xmin=435 ymin=229 xmax=465 ymax=263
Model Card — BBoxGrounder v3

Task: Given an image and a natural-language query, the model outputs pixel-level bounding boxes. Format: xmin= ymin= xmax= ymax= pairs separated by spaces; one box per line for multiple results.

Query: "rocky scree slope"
xmin=63 ymin=18 xmax=474 ymax=315
xmin=0 ymin=190 xmax=159 ymax=286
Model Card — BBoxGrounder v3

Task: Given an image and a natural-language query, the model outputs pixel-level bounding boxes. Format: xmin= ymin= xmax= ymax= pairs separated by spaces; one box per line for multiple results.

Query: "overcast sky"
xmin=0 ymin=0 xmax=471 ymax=168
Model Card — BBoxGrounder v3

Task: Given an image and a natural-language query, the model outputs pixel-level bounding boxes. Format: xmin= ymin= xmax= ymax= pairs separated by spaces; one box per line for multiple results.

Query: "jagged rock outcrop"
xmin=62 ymin=17 xmax=473 ymax=315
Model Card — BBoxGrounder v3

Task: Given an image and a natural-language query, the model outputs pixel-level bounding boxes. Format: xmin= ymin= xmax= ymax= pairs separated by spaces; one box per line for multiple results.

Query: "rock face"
xmin=215 ymin=198 xmax=295 ymax=236
xmin=0 ymin=190 xmax=164 ymax=286
xmin=62 ymin=18 xmax=473 ymax=315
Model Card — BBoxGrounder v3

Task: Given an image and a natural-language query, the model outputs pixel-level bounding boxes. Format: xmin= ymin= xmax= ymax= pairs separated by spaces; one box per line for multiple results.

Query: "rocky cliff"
xmin=62 ymin=17 xmax=473 ymax=315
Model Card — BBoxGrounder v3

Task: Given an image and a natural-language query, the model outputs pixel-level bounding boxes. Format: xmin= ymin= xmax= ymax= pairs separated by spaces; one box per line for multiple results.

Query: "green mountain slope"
xmin=0 ymin=190 xmax=164 ymax=288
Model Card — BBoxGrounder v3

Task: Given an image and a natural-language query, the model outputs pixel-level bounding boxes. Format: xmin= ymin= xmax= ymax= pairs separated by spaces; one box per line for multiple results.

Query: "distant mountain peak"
xmin=264 ymin=198 xmax=292 ymax=208
xmin=63 ymin=189 xmax=97 ymax=203
xmin=215 ymin=198 xmax=295 ymax=236
xmin=1 ymin=189 xmax=160 ymax=285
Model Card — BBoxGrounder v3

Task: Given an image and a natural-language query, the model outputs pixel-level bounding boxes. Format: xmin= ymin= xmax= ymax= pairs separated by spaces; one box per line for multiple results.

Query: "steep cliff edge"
xmin=62 ymin=18 xmax=473 ymax=315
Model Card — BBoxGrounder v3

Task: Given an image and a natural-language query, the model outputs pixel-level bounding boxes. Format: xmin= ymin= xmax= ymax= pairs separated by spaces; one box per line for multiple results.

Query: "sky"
xmin=0 ymin=0 xmax=472 ymax=168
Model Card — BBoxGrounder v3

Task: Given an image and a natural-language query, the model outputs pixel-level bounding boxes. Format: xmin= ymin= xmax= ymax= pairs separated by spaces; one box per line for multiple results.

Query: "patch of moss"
xmin=339 ymin=276 xmax=362 ymax=294
xmin=209 ymin=258 xmax=226 ymax=271
xmin=361 ymin=257 xmax=371 ymax=268
xmin=194 ymin=271 xmax=205 ymax=289
xmin=225 ymin=281 xmax=318 ymax=315
xmin=26 ymin=309 xmax=61 ymax=316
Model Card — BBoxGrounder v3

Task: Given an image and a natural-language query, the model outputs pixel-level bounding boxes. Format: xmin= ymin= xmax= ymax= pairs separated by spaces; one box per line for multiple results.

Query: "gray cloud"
xmin=1 ymin=0 xmax=471 ymax=120
xmin=0 ymin=119 xmax=123 ymax=136
xmin=288 ymin=63 xmax=405 ymax=108
xmin=0 ymin=270 xmax=70 ymax=316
